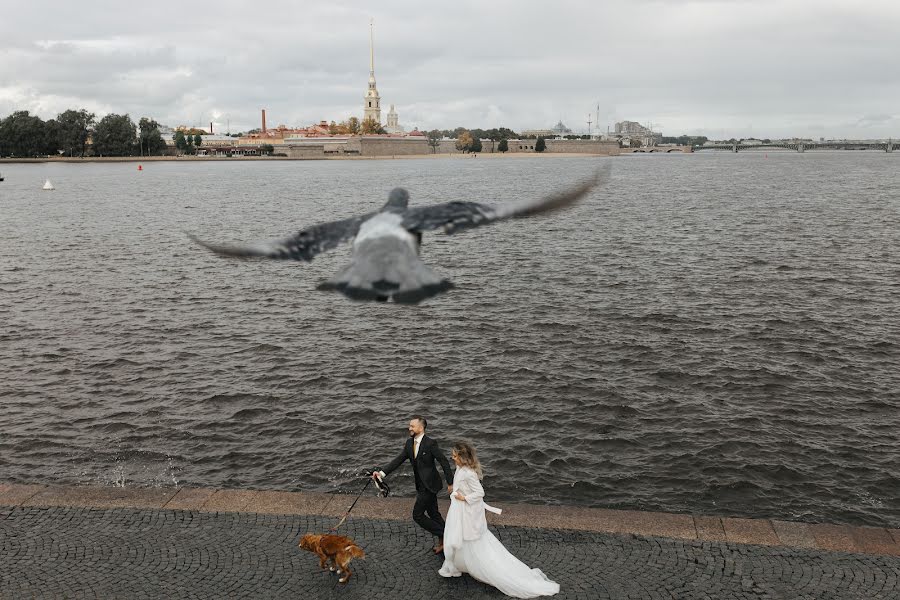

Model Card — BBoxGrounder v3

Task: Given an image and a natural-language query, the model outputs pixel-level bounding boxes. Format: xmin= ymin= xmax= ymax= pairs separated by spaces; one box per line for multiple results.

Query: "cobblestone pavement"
xmin=1 ymin=505 xmax=898 ymax=599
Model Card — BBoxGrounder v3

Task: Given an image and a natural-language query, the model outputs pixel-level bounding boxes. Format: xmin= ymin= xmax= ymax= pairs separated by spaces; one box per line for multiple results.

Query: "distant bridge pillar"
xmin=887 ymin=139 xmax=893 ymax=153
xmin=732 ymin=144 xmax=738 ymax=153
xmin=797 ymin=143 xmax=805 ymax=153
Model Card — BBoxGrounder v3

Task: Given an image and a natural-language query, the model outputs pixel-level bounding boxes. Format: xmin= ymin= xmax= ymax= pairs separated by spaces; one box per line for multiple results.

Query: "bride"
xmin=439 ymin=441 xmax=560 ymax=598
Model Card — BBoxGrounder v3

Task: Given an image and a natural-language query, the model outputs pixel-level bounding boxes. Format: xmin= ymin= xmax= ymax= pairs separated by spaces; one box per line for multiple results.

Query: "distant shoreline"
xmin=0 ymin=153 xmax=614 ymax=164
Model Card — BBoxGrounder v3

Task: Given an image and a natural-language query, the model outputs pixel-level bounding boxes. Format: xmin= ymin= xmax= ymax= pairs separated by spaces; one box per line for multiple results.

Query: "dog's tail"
xmin=345 ymin=544 xmax=366 ymax=560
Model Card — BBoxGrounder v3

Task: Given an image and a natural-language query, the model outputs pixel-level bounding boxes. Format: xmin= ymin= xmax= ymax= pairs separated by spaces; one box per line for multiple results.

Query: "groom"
xmin=374 ymin=416 xmax=454 ymax=554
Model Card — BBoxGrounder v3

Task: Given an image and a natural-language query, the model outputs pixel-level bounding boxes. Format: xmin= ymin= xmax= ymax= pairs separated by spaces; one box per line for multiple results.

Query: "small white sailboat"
xmin=43 ymin=178 xmax=54 ymax=190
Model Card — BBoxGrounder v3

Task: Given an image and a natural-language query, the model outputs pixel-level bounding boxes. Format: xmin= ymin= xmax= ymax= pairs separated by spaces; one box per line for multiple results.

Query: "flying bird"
xmin=190 ymin=168 xmax=607 ymax=304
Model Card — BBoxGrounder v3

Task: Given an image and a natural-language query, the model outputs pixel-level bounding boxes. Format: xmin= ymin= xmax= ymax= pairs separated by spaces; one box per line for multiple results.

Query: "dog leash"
xmin=328 ymin=477 xmax=373 ymax=532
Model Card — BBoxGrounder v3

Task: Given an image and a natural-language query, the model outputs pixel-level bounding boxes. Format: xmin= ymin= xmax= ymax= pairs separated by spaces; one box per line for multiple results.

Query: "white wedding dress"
xmin=439 ymin=466 xmax=560 ymax=598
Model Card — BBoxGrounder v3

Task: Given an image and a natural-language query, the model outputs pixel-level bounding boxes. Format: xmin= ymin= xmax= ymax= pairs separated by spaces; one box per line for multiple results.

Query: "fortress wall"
xmin=359 ymin=137 xmax=430 ymax=156
xmin=546 ymin=139 xmax=620 ymax=155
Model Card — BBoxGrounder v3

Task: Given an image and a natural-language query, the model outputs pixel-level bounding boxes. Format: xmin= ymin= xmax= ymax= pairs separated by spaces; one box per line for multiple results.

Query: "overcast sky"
xmin=1 ymin=0 xmax=898 ymax=139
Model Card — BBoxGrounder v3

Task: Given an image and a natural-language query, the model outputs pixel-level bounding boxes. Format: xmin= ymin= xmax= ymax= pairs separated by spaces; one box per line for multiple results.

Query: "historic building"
xmin=384 ymin=104 xmax=404 ymax=134
xmin=363 ymin=21 xmax=382 ymax=125
xmin=522 ymin=121 xmax=573 ymax=138
xmin=614 ymin=120 xmax=652 ymax=135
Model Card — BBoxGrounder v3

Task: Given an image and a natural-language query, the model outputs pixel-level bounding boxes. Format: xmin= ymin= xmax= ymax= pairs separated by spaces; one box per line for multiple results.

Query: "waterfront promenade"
xmin=1 ymin=483 xmax=898 ymax=599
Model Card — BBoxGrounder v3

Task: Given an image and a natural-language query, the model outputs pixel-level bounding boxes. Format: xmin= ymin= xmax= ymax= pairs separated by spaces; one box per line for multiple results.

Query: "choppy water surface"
xmin=1 ymin=153 xmax=898 ymax=527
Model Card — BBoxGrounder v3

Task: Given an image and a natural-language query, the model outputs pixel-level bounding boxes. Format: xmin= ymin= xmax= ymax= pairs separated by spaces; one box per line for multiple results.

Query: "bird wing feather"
xmin=189 ymin=213 xmax=375 ymax=261
xmin=400 ymin=165 xmax=608 ymax=234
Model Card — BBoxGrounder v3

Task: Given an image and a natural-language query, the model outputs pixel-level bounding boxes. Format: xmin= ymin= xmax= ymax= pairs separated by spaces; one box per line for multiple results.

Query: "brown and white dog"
xmin=299 ymin=533 xmax=366 ymax=583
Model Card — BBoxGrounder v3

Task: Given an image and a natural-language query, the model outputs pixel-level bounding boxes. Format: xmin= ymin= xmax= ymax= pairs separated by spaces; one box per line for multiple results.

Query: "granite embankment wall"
xmin=1 ymin=482 xmax=897 ymax=556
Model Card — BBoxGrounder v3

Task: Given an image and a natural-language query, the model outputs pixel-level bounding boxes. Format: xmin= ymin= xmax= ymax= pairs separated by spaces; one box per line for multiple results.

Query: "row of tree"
xmin=326 ymin=116 xmax=385 ymax=135
xmin=4 ymin=110 xmax=715 ymax=157
xmin=660 ymin=135 xmax=709 ymax=147
xmin=0 ymin=109 xmax=171 ymax=158
xmin=425 ymin=128 xmax=549 ymax=154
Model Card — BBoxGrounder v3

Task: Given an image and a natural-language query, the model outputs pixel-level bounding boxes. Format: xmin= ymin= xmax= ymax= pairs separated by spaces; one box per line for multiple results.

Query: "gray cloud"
xmin=1 ymin=0 xmax=899 ymax=138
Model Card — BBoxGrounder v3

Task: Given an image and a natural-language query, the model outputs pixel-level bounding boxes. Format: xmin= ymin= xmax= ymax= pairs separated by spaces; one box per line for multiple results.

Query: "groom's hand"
xmin=447 ymin=484 xmax=453 ymax=494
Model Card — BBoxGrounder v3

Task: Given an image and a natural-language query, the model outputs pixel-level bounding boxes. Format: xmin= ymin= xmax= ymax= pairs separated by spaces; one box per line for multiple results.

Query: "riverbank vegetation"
xmin=1 ymin=107 xmax=624 ymax=159
xmin=0 ymin=109 xmax=167 ymax=158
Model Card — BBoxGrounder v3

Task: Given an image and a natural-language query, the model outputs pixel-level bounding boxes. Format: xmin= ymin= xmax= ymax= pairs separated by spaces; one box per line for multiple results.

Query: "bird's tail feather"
xmin=317 ymin=237 xmax=452 ymax=304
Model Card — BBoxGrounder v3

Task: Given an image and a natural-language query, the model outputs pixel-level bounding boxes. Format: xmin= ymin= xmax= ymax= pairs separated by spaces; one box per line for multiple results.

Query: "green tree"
xmin=259 ymin=143 xmax=274 ymax=155
xmin=173 ymin=130 xmax=197 ymax=155
xmin=361 ymin=117 xmax=385 ymax=134
xmin=193 ymin=133 xmax=202 ymax=147
xmin=455 ymin=130 xmax=474 ymax=152
xmin=0 ymin=111 xmax=48 ymax=157
xmin=346 ymin=117 xmax=361 ymax=134
xmin=42 ymin=119 xmax=60 ymax=156
xmin=470 ymin=137 xmax=482 ymax=153
xmin=426 ymin=130 xmax=442 ymax=153
xmin=535 ymin=136 xmax=546 ymax=152
xmin=138 ymin=117 xmax=166 ymax=156
xmin=56 ymin=109 xmax=95 ymax=157
xmin=173 ymin=130 xmax=187 ymax=153
xmin=93 ymin=113 xmax=137 ymax=156
xmin=498 ymin=138 xmax=508 ymax=152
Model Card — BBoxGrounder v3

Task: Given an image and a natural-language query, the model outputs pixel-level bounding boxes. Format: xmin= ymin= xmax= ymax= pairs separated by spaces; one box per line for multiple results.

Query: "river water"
xmin=0 ymin=152 xmax=897 ymax=527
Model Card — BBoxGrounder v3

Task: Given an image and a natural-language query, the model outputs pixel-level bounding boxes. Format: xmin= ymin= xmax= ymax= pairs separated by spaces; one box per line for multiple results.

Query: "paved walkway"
xmin=1 ymin=483 xmax=899 ymax=599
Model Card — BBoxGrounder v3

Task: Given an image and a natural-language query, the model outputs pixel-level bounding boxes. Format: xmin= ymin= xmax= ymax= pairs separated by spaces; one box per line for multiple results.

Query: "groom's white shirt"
xmin=378 ymin=433 xmax=424 ymax=479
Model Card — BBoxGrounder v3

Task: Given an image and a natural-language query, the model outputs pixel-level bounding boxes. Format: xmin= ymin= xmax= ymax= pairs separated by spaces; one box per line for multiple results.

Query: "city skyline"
xmin=1 ymin=1 xmax=898 ymax=139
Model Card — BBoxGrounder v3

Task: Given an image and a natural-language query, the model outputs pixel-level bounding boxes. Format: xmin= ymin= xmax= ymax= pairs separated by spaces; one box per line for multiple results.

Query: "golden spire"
xmin=369 ymin=18 xmax=375 ymax=76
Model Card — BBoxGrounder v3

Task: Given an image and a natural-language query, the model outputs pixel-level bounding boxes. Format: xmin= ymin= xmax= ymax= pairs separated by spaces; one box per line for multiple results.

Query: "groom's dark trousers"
xmin=381 ymin=435 xmax=454 ymax=538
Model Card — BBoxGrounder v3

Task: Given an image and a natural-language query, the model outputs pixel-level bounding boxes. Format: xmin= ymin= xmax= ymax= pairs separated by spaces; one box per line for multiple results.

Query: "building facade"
xmin=384 ymin=104 xmax=404 ymax=134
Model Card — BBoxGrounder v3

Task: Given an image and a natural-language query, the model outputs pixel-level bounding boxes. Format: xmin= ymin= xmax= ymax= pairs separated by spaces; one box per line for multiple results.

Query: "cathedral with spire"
xmin=364 ymin=20 xmax=404 ymax=134
xmin=363 ymin=20 xmax=381 ymax=125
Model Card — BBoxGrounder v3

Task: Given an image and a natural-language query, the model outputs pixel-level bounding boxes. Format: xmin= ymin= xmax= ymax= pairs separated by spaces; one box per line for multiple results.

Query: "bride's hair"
xmin=452 ymin=441 xmax=483 ymax=479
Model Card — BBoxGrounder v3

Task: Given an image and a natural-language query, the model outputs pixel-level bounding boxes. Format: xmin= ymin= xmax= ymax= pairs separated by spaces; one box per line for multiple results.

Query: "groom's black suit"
xmin=380 ymin=435 xmax=454 ymax=539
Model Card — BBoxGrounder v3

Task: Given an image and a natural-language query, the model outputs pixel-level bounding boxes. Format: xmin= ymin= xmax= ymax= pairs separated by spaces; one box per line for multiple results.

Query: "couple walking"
xmin=374 ymin=416 xmax=559 ymax=598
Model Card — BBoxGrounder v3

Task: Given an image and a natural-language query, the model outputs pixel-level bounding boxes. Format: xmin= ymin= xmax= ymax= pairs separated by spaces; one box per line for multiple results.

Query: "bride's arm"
xmin=459 ymin=471 xmax=485 ymax=504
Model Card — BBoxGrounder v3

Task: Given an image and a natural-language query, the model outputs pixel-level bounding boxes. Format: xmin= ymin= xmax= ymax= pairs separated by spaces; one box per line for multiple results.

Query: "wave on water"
xmin=1 ymin=154 xmax=898 ymax=527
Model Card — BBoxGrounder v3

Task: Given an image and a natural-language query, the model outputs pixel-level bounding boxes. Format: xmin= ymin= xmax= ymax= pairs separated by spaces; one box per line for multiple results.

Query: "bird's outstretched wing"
xmin=189 ymin=213 xmax=376 ymax=261
xmin=401 ymin=165 xmax=608 ymax=234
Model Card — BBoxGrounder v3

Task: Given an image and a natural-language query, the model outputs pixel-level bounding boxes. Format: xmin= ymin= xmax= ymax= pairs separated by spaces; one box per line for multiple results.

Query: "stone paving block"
xmin=890 ymin=529 xmax=900 ymax=545
xmin=2 ymin=505 xmax=899 ymax=599
xmin=612 ymin=510 xmax=697 ymax=540
xmin=849 ymin=526 xmax=900 ymax=556
xmin=22 ymin=485 xmax=178 ymax=509
xmin=247 ymin=491 xmax=333 ymax=516
xmin=199 ymin=489 xmax=259 ymax=513
xmin=721 ymin=518 xmax=779 ymax=546
xmin=162 ymin=488 xmax=218 ymax=511
xmin=493 ymin=503 xmax=592 ymax=530
xmin=335 ymin=496 xmax=411 ymax=521
xmin=772 ymin=520 xmax=818 ymax=549
xmin=0 ymin=484 xmax=46 ymax=506
xmin=810 ymin=523 xmax=862 ymax=553
xmin=694 ymin=515 xmax=726 ymax=542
